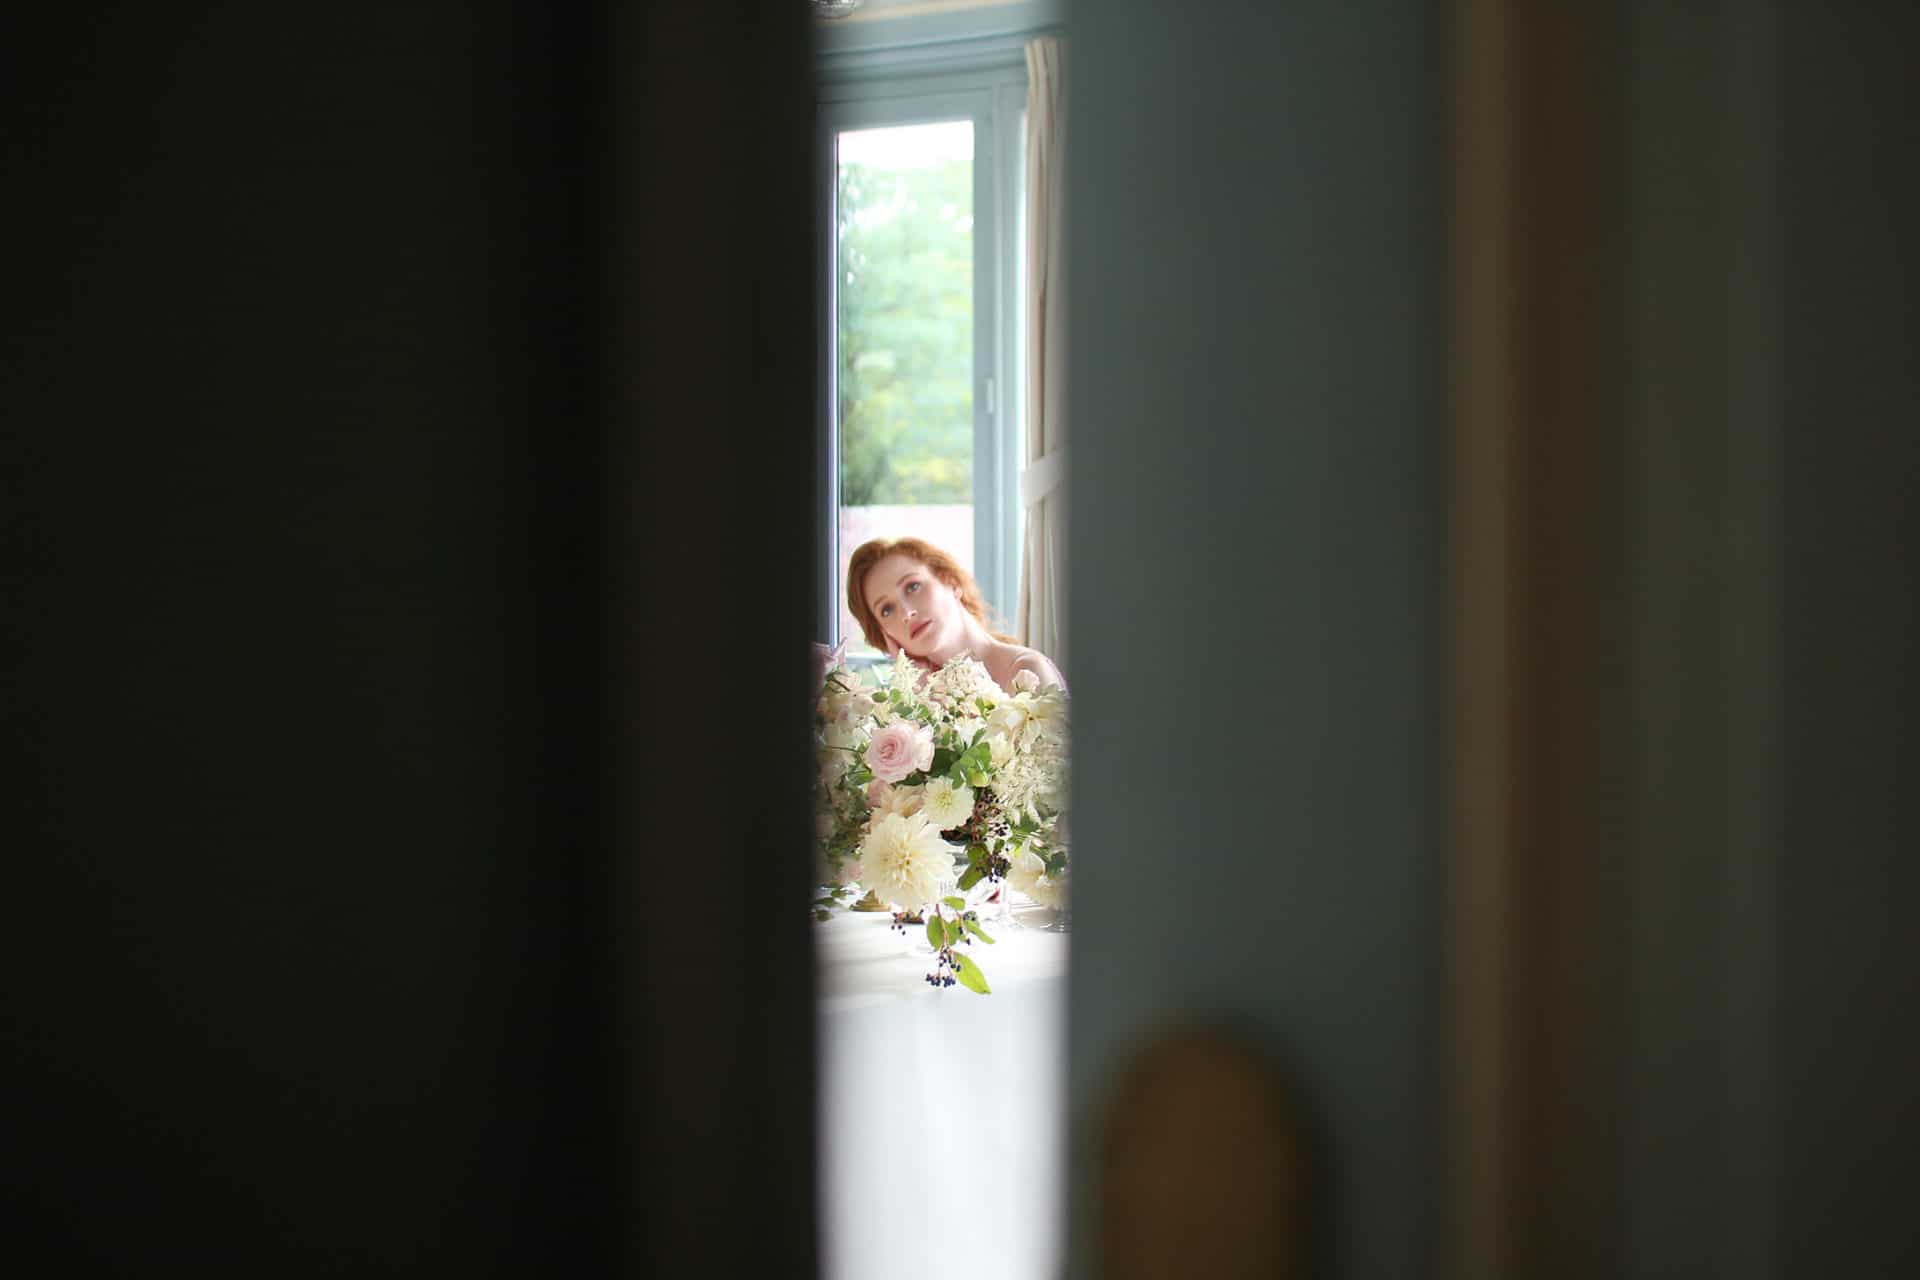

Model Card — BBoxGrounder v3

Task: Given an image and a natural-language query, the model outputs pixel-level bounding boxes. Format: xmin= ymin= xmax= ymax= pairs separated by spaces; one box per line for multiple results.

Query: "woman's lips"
xmin=910 ymin=618 xmax=932 ymax=641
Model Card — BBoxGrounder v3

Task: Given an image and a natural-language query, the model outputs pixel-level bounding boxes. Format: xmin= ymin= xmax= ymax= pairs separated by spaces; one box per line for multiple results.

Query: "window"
xmin=817 ymin=51 xmax=1029 ymax=660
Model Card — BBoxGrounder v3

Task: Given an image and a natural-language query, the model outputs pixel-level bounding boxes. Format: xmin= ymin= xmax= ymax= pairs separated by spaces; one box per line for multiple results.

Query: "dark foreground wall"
xmin=1612 ymin=4 xmax=1920 ymax=1274
xmin=6 ymin=4 xmax=817 ymax=1274
xmin=1775 ymin=3 xmax=1920 ymax=1268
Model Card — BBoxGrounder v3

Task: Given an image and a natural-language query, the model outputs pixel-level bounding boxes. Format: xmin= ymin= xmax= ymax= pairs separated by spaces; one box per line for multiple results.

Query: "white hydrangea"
xmin=992 ymin=750 xmax=1046 ymax=820
xmin=929 ymin=653 xmax=999 ymax=706
xmin=857 ymin=813 xmax=958 ymax=911
xmin=819 ymin=720 xmax=864 ymax=784
xmin=990 ymin=723 xmax=1067 ymax=820
xmin=817 ymin=671 xmax=863 ymax=725
xmin=886 ymin=652 xmax=926 ymax=698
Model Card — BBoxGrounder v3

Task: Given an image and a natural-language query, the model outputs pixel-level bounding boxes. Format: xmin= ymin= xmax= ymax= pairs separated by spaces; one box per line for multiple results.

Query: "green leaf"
xmin=957 ymin=864 xmax=985 ymax=891
xmin=815 ymin=909 xmax=831 ymax=922
xmin=943 ymin=895 xmax=966 ymax=911
xmin=926 ymin=915 xmax=946 ymax=949
xmin=961 ymin=917 xmax=996 ymax=945
xmin=951 ymin=952 xmax=991 ymax=995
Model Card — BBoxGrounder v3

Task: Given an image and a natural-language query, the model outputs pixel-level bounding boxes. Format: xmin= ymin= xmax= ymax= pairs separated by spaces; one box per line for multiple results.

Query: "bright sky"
xmin=837 ymin=119 xmax=973 ymax=170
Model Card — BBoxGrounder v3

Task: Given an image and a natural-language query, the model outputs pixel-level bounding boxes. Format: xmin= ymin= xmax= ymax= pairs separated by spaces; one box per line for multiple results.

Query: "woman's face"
xmin=862 ymin=552 xmax=961 ymax=660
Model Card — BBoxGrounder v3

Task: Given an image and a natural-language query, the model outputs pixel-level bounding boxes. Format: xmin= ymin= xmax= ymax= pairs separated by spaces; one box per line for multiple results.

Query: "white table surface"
xmin=816 ymin=900 xmax=1070 ymax=1280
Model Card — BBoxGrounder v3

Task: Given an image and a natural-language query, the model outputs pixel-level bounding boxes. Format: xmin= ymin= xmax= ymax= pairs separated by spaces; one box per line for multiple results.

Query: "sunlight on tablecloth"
xmin=817 ymin=902 xmax=1069 ymax=1280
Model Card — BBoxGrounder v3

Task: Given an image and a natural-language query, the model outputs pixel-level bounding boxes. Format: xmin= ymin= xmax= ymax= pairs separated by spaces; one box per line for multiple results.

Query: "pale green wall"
xmin=1063 ymin=2 xmax=1440 ymax=1274
xmin=1063 ymin=2 xmax=1920 ymax=1275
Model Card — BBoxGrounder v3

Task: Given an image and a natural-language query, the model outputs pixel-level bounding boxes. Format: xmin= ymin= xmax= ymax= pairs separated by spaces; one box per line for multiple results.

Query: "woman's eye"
xmin=879 ymin=605 xmax=892 ymax=618
xmin=905 ymin=581 xmax=920 ymax=595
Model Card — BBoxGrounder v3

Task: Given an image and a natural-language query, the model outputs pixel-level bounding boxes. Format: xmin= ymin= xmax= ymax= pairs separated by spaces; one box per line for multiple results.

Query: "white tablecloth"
xmin=817 ymin=900 xmax=1069 ymax=1280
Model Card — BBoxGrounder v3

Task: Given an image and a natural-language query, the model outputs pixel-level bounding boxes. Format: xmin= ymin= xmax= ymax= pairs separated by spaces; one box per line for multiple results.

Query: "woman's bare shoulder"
xmin=984 ymin=640 xmax=1065 ymax=691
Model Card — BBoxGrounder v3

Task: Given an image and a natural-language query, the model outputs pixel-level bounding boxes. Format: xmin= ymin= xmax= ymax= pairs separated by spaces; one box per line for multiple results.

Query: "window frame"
xmin=815 ymin=41 xmax=1031 ymax=652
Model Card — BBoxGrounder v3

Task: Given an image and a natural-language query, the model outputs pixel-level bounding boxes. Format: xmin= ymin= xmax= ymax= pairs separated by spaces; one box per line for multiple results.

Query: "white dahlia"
xmin=920 ymin=777 xmax=975 ymax=831
xmin=857 ymin=813 xmax=958 ymax=911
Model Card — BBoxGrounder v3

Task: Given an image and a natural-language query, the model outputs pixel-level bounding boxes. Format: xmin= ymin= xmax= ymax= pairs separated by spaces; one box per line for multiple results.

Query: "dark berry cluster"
xmin=889 ymin=908 xmax=924 ymax=933
xmin=921 ymin=906 xmax=988 ymax=989
xmin=925 ymin=944 xmax=959 ymax=988
xmin=952 ymin=788 xmax=1012 ymax=846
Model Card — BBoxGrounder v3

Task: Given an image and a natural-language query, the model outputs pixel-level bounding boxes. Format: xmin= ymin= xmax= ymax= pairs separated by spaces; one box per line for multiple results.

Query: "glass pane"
xmin=835 ymin=120 xmax=974 ymax=657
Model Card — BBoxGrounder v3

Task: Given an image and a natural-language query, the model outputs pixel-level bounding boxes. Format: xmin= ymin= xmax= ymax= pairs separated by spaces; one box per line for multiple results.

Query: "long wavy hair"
xmin=845 ymin=537 xmax=1016 ymax=652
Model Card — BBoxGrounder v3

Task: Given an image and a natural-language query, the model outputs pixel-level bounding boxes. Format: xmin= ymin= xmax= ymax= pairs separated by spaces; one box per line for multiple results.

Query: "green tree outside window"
xmin=836 ymin=149 xmax=973 ymax=508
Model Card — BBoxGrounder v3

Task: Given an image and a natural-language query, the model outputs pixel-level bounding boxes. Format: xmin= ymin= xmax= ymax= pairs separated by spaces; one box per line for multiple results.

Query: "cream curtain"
xmin=1017 ymin=34 xmax=1068 ymax=672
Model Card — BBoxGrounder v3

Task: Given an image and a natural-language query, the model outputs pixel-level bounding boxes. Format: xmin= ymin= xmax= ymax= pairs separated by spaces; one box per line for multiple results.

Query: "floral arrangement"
xmin=813 ymin=651 xmax=1070 ymax=993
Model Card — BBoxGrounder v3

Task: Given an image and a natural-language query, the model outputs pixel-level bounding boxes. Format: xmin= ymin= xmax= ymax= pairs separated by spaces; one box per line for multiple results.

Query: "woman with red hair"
xmin=844 ymin=536 xmax=1063 ymax=693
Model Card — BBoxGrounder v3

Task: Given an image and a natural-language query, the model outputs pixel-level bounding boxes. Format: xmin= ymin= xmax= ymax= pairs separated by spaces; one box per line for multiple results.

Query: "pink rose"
xmin=865 ymin=720 xmax=934 ymax=784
